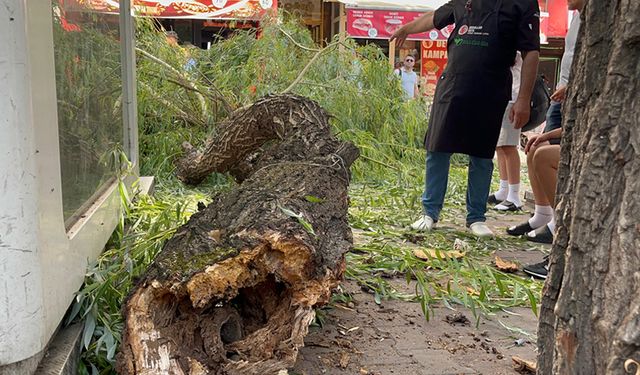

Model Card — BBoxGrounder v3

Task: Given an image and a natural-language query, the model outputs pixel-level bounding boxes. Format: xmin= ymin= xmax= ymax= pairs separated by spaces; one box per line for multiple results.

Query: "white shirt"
xmin=396 ymin=69 xmax=417 ymax=99
xmin=510 ymin=52 xmax=523 ymax=103
xmin=559 ymin=12 xmax=581 ymax=88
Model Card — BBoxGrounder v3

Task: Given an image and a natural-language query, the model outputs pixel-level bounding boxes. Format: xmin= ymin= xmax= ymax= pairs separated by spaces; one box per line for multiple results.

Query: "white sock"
xmin=547 ymin=215 xmax=556 ymax=233
xmin=528 ymin=205 xmax=553 ymax=228
xmin=493 ymin=180 xmax=508 ymax=200
xmin=507 ymin=183 xmax=521 ymax=206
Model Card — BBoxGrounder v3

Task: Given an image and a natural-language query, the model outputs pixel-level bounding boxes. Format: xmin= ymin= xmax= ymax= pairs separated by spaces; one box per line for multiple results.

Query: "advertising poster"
xmin=346 ymin=8 xmax=452 ymax=41
xmin=420 ymin=39 xmax=448 ymax=97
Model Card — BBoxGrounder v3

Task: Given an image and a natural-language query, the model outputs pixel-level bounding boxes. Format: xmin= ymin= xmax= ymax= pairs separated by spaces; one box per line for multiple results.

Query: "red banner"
xmin=346 ymin=8 xmax=453 ymax=41
xmin=64 ymin=0 xmax=277 ymax=20
xmin=420 ymin=40 xmax=448 ymax=96
xmin=539 ymin=0 xmax=568 ymax=38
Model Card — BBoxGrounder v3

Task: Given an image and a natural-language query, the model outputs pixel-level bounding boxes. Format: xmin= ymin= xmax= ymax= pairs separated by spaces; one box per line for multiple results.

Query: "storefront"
xmin=338 ymin=0 xmax=447 ymax=96
xmin=336 ymin=0 xmax=574 ymax=95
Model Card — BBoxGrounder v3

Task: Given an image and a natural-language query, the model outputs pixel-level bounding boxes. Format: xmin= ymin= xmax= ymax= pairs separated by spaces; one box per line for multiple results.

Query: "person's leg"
xmin=422 ymin=151 xmax=452 ymax=221
xmin=466 ymin=155 xmax=494 ymax=225
xmin=533 ymin=145 xmax=561 ymax=208
xmin=507 ymin=143 xmax=552 ymax=236
xmin=517 ymin=145 xmax=561 ymax=242
xmin=527 ymin=142 xmax=554 ymax=228
xmin=526 ymin=143 xmax=550 ymax=205
xmin=492 ymin=147 xmax=509 ymax=202
xmin=495 ymin=145 xmax=522 ymax=208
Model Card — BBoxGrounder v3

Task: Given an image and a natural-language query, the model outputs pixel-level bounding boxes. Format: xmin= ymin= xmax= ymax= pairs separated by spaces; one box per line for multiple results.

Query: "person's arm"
xmin=510 ymin=0 xmax=541 ymax=129
xmin=390 ymin=1 xmax=454 ymax=48
xmin=510 ymin=50 xmax=539 ymax=128
xmin=550 ymin=85 xmax=567 ymax=102
xmin=390 ymin=12 xmax=435 ymax=48
xmin=524 ymin=127 xmax=563 ymax=153
xmin=414 ymin=81 xmax=420 ymax=98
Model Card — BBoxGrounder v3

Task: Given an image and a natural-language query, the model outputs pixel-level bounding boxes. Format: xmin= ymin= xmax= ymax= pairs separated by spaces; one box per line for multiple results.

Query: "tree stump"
xmin=116 ymin=95 xmax=359 ymax=375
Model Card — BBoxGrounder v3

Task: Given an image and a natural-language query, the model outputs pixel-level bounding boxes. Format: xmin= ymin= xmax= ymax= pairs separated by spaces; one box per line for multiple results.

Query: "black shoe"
xmin=487 ymin=194 xmax=501 ymax=205
xmin=494 ymin=200 xmax=523 ymax=212
xmin=506 ymin=221 xmax=534 ymax=236
xmin=523 ymin=257 xmax=549 ymax=279
xmin=526 ymin=225 xmax=554 ymax=244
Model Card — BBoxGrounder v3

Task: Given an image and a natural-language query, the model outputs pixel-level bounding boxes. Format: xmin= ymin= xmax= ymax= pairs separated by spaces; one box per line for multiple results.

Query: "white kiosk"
xmin=0 ymin=0 xmax=137 ymax=372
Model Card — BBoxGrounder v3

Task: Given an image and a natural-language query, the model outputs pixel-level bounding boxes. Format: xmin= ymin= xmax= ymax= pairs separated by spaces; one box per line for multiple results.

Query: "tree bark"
xmin=116 ymin=95 xmax=359 ymax=375
xmin=537 ymin=2 xmax=640 ymax=374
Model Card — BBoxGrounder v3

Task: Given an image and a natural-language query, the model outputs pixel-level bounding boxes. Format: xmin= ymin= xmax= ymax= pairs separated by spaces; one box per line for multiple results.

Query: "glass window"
xmin=52 ymin=1 xmax=124 ymax=225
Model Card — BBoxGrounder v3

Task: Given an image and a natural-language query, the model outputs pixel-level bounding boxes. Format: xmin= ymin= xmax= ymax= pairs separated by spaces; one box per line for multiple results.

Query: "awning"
xmin=332 ymin=0 xmax=449 ymax=12
xmin=63 ymin=0 xmax=277 ymax=20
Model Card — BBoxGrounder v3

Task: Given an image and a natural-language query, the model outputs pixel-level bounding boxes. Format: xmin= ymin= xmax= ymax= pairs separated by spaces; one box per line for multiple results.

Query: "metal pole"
xmin=119 ymin=0 xmax=139 ymax=174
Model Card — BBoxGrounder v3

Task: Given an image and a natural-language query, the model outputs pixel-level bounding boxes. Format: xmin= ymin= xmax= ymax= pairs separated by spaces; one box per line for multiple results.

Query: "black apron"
xmin=425 ymin=0 xmax=513 ymax=159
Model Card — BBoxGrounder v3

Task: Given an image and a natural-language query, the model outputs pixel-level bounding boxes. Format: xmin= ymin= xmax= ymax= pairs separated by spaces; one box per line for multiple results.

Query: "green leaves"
xmin=346 ymin=184 xmax=544 ymax=323
xmin=83 ymin=312 xmax=96 ymax=350
xmin=304 ymin=195 xmax=325 ymax=203
xmin=278 ymin=205 xmax=316 ymax=237
xmin=70 ymin=189 xmax=209 ymax=372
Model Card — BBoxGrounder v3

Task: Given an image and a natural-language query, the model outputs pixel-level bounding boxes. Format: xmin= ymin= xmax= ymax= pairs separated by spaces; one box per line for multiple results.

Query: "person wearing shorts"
xmin=489 ymin=52 xmax=524 ymax=211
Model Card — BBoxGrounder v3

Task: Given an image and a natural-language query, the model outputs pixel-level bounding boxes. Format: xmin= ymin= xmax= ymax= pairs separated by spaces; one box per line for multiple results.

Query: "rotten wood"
xmin=512 ymin=356 xmax=536 ymax=374
xmin=116 ymin=94 xmax=359 ymax=375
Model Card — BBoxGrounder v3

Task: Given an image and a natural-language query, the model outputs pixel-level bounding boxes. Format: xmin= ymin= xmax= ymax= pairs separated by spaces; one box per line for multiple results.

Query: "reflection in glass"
xmin=52 ymin=1 xmax=123 ymax=224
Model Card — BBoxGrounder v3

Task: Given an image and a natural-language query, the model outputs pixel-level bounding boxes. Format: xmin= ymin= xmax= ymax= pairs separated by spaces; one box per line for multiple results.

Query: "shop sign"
xmin=346 ymin=8 xmax=452 ymax=41
xmin=63 ymin=0 xmax=277 ymax=20
xmin=420 ymin=39 xmax=448 ymax=96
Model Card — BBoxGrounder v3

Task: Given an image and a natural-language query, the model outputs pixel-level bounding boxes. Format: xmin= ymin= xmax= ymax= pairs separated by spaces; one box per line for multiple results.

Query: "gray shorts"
xmin=497 ymin=102 xmax=521 ymax=147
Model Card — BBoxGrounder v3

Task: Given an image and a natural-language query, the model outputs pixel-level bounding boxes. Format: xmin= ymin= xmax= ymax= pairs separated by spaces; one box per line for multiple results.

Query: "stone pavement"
xmin=292 ymin=210 xmax=548 ymax=375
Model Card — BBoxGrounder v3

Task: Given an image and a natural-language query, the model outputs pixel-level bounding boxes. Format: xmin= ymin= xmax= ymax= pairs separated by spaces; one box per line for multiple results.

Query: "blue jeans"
xmin=422 ymin=151 xmax=494 ymax=226
xmin=544 ymin=101 xmax=562 ymax=132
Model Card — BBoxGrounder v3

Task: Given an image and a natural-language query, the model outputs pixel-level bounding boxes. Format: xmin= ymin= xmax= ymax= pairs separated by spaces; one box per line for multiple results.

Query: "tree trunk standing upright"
xmin=537 ymin=1 xmax=640 ymax=374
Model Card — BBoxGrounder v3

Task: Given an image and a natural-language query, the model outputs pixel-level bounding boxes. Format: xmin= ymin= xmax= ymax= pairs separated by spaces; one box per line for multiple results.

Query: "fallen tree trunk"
xmin=116 ymin=95 xmax=359 ymax=375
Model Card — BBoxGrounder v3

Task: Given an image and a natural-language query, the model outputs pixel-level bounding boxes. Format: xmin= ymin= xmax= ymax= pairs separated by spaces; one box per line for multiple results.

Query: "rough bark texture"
xmin=116 ymin=95 xmax=359 ymax=375
xmin=537 ymin=2 xmax=639 ymax=374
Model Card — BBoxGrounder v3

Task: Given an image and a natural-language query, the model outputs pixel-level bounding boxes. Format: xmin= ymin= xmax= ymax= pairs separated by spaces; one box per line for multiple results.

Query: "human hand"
xmin=390 ymin=27 xmax=409 ymax=49
xmin=550 ymin=85 xmax=567 ymax=102
xmin=510 ymin=98 xmax=531 ymax=129
xmin=524 ymin=133 xmax=547 ymax=154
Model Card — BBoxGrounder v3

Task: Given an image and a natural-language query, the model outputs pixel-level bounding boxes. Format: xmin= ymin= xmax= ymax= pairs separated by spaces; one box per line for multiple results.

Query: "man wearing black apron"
xmin=391 ymin=0 xmax=540 ymax=237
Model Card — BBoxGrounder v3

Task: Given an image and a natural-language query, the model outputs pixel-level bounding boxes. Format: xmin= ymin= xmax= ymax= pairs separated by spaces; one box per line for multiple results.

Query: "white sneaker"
xmin=469 ymin=222 xmax=494 ymax=237
xmin=410 ymin=215 xmax=435 ymax=231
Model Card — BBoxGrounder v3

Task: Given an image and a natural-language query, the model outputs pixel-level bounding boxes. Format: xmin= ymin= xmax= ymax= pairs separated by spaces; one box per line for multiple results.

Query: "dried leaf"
xmin=495 ymin=256 xmax=519 ymax=273
xmin=339 ymin=352 xmax=350 ymax=368
xmin=413 ymin=248 xmax=465 ymax=260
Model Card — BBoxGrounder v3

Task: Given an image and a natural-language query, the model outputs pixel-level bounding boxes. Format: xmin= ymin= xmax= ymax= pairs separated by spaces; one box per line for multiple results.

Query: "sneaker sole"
xmin=523 ymin=269 xmax=548 ymax=279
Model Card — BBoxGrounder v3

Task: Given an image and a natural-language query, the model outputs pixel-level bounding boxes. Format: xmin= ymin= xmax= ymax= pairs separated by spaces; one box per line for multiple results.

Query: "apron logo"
xmin=453 ymin=37 xmax=489 ymax=47
xmin=458 ymin=25 xmax=469 ymax=35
